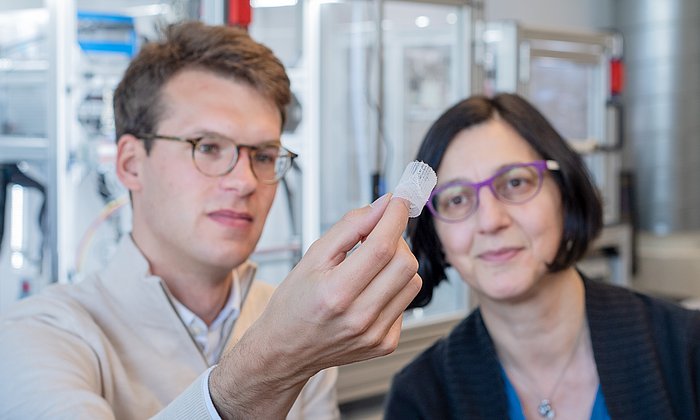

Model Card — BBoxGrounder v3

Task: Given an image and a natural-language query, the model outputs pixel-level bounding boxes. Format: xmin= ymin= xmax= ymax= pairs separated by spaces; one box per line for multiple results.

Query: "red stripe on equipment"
xmin=228 ymin=0 xmax=252 ymax=28
xmin=610 ymin=59 xmax=624 ymax=96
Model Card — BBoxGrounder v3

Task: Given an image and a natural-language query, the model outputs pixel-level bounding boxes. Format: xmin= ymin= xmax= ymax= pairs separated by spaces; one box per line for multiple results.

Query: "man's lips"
xmin=477 ymin=247 xmax=522 ymax=262
xmin=208 ymin=210 xmax=253 ymax=227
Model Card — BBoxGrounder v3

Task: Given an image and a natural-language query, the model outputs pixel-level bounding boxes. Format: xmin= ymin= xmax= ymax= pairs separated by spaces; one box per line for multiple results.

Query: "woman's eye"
xmin=444 ymin=193 xmax=471 ymax=208
xmin=507 ymin=177 xmax=527 ymax=188
xmin=449 ymin=195 xmax=466 ymax=205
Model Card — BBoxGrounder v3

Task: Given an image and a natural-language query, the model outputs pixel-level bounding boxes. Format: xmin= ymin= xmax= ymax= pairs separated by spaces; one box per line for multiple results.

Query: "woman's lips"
xmin=478 ymin=247 xmax=522 ymax=262
xmin=208 ymin=210 xmax=253 ymax=228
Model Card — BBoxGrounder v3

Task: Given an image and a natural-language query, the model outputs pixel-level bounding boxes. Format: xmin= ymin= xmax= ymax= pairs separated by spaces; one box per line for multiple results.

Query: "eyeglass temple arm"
xmin=545 ymin=160 xmax=560 ymax=171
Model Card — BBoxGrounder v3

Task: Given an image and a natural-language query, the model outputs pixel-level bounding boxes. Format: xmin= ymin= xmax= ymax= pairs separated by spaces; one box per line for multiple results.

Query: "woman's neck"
xmin=480 ymin=268 xmax=586 ymax=370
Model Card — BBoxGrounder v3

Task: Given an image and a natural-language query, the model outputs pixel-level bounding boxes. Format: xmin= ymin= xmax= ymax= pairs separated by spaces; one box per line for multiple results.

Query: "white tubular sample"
xmin=393 ymin=161 xmax=437 ymax=218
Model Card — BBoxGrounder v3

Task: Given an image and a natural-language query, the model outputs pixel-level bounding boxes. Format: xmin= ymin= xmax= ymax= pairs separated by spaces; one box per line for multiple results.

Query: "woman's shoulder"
xmin=585 ymin=277 xmax=699 ymax=317
xmin=386 ymin=309 xmax=503 ymax=418
xmin=584 ymin=277 xmax=700 ymax=344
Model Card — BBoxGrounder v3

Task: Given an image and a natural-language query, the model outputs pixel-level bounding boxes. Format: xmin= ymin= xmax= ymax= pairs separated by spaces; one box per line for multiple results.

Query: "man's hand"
xmin=211 ymin=194 xmax=421 ymax=419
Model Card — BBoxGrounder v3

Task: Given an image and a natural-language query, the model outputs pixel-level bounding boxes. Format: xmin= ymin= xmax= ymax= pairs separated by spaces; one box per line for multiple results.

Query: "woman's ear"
xmin=116 ymin=134 xmax=144 ymax=192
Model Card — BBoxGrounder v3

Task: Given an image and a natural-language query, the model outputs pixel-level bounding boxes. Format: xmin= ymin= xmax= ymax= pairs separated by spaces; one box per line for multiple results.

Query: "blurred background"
xmin=1 ymin=0 xmax=698 ymax=417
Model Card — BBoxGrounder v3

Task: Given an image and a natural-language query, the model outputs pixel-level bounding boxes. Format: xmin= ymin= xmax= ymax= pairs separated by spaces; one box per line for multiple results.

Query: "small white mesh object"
xmin=393 ymin=161 xmax=437 ymax=218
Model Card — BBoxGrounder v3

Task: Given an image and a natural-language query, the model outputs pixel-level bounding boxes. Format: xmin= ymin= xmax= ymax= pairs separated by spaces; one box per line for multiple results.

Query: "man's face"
xmin=125 ymin=69 xmax=282 ymax=274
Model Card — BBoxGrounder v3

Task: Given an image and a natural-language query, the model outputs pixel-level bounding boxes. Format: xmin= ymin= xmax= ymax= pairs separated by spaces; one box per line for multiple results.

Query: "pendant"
xmin=538 ymin=399 xmax=555 ymax=419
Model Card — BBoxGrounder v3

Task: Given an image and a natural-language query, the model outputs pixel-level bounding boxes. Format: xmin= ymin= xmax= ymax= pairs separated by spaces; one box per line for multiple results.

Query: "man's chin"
xmin=206 ymin=243 xmax=255 ymax=269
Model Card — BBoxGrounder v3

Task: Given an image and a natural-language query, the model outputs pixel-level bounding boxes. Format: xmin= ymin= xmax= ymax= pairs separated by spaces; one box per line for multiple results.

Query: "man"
xmin=0 ymin=22 xmax=421 ymax=419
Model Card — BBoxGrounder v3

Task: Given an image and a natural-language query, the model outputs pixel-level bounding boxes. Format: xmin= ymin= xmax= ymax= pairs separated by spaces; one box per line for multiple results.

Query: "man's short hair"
xmin=113 ymin=21 xmax=290 ymax=152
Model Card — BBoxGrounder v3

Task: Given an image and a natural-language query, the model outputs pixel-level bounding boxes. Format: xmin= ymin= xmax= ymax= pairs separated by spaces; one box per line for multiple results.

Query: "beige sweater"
xmin=0 ymin=237 xmax=338 ymax=419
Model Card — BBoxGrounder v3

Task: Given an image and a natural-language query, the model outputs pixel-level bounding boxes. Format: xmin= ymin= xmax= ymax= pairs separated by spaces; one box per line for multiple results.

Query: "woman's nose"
xmin=474 ymin=187 xmax=511 ymax=234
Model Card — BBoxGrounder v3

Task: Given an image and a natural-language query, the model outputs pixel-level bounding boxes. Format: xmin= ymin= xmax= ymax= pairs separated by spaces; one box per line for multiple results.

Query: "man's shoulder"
xmin=250 ymin=278 xmax=276 ymax=293
xmin=0 ymin=281 xmax=101 ymax=335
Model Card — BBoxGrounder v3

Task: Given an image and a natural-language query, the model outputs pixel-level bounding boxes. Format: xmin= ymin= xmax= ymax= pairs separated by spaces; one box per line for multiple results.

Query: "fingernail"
xmin=370 ymin=193 xmax=390 ymax=208
xmin=393 ymin=196 xmax=412 ymax=212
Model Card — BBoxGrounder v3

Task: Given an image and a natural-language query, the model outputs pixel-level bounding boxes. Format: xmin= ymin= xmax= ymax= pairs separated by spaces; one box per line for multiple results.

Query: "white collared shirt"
xmin=169 ymin=271 xmax=242 ymax=365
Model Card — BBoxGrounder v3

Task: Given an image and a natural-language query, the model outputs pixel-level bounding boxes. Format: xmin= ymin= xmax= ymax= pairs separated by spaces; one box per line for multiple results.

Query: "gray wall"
xmin=485 ymin=0 xmax=614 ymax=30
xmin=486 ymin=0 xmax=700 ymax=234
xmin=614 ymin=0 xmax=700 ymax=233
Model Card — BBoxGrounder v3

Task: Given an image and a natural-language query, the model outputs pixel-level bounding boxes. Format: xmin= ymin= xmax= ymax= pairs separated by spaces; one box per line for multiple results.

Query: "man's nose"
xmin=219 ymin=148 xmax=258 ymax=194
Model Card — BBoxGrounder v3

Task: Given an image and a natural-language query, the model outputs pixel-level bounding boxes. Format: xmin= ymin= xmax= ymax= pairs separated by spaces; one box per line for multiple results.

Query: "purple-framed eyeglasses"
xmin=427 ymin=160 xmax=560 ymax=223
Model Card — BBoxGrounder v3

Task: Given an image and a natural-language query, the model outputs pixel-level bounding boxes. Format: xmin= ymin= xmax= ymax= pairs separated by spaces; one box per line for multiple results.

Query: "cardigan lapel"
xmin=445 ymin=310 xmax=510 ymax=419
xmin=585 ymin=278 xmax=676 ymax=419
xmin=437 ymin=278 xmax=678 ymax=419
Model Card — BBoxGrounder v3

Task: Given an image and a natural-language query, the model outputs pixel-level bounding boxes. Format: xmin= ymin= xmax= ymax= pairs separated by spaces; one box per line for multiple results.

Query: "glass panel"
xmin=526 ymin=54 xmax=618 ymax=223
xmin=319 ymin=0 xmax=378 ymax=232
xmin=384 ymin=0 xmax=469 ymax=322
xmin=68 ymin=1 xmax=184 ymax=280
xmin=383 ymin=1 xmax=465 ymax=189
xmin=0 ymin=6 xmax=49 ymax=137
xmin=248 ymin=2 xmax=305 ymax=285
xmin=249 ymin=1 xmax=303 ymax=68
xmin=318 ymin=0 xmax=471 ymax=323
xmin=0 ymin=2 xmax=51 ymax=311
xmin=528 ymin=56 xmax=598 ymax=141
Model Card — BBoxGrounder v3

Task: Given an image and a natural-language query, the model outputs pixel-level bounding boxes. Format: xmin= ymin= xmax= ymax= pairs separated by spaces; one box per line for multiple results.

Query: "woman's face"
xmin=433 ymin=118 xmax=564 ymax=302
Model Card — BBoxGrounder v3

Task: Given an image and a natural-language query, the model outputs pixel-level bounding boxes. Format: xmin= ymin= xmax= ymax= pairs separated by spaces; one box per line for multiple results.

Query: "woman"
xmin=385 ymin=94 xmax=700 ymax=419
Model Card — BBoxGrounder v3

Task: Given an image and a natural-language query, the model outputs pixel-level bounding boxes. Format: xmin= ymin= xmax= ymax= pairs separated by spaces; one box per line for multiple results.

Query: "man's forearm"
xmin=209 ymin=326 xmax=309 ymax=420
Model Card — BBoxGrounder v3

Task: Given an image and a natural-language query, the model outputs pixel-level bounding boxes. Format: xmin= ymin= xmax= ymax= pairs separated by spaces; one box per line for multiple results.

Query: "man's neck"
xmin=164 ymin=271 xmax=234 ymax=326
xmin=130 ymin=232 xmax=236 ymax=325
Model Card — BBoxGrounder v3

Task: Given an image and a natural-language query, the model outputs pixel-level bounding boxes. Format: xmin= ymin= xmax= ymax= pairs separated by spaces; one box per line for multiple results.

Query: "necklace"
xmin=533 ymin=324 xmax=584 ymax=419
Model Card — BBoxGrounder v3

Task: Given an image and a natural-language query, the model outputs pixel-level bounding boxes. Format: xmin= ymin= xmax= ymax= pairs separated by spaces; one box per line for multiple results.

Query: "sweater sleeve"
xmin=151 ymin=369 xmax=212 ymax=420
xmin=154 ymin=366 xmax=340 ymax=420
xmin=287 ymin=367 xmax=340 ymax=420
xmin=0 ymin=315 xmax=115 ymax=419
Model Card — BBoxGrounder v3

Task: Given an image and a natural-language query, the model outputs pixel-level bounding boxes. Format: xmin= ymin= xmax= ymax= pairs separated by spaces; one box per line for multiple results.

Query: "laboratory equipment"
xmin=481 ymin=22 xmax=632 ymax=287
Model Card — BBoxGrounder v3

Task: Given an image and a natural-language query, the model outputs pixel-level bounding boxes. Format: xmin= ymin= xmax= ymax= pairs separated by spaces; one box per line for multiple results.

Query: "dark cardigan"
xmin=385 ymin=278 xmax=700 ymax=419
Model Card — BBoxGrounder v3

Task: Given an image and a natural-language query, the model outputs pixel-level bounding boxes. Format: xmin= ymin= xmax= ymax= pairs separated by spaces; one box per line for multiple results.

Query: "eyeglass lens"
xmin=193 ymin=135 xmax=291 ymax=181
xmin=432 ymin=165 xmax=543 ymax=221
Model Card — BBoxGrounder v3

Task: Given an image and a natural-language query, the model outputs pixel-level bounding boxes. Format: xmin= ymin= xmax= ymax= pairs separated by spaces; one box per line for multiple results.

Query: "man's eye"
xmin=254 ymin=153 xmax=275 ymax=164
xmin=253 ymin=148 xmax=280 ymax=164
xmin=197 ymin=142 xmax=221 ymax=155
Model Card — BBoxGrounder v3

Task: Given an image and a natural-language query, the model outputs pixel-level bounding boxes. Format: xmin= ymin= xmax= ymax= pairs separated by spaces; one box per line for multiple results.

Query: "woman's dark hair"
xmin=408 ymin=93 xmax=603 ymax=308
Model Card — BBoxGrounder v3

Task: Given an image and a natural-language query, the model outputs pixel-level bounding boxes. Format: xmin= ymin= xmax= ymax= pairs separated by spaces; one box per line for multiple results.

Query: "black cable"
xmin=0 ymin=164 xmax=47 ymax=271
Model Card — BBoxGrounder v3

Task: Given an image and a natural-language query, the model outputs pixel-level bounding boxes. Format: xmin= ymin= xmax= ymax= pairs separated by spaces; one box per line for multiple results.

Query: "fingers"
xmin=332 ymin=198 xmax=411 ymax=290
xmin=351 ymin=237 xmax=418 ymax=318
xmin=304 ymin=193 xmax=394 ymax=271
xmin=369 ymin=273 xmax=422 ymax=355
xmin=348 ymin=273 xmax=422 ymax=359
xmin=340 ymin=237 xmax=420 ymax=358
xmin=300 ymin=194 xmax=411 ymax=304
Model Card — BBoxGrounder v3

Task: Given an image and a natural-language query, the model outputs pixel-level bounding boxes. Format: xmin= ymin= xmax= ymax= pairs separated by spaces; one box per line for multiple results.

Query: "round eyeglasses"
xmin=427 ymin=160 xmax=560 ymax=223
xmin=137 ymin=133 xmax=298 ymax=184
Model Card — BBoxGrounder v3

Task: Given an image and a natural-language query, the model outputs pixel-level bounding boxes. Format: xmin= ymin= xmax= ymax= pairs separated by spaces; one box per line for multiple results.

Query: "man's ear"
xmin=116 ymin=134 xmax=144 ymax=192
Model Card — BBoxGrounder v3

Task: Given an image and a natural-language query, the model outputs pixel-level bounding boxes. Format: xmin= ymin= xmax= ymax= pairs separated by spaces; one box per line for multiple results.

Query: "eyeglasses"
xmin=137 ymin=133 xmax=298 ymax=184
xmin=427 ymin=160 xmax=560 ymax=223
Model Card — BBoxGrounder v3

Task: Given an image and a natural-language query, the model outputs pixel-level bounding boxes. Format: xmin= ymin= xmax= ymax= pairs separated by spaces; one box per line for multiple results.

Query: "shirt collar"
xmin=168 ymin=268 xmax=242 ymax=332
